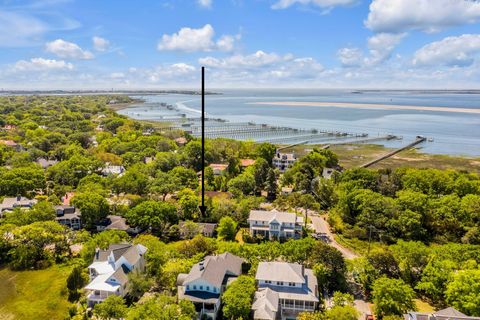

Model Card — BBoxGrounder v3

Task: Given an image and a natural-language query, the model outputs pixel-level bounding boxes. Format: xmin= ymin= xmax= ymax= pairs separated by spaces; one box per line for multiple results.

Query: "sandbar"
xmin=248 ymin=101 xmax=480 ymax=114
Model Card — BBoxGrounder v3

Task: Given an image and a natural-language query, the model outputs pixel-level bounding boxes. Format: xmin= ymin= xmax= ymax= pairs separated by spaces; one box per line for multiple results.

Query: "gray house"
xmin=0 ymin=196 xmax=37 ymax=215
xmin=55 ymin=205 xmax=82 ymax=230
xmin=177 ymin=252 xmax=244 ymax=320
xmin=253 ymin=261 xmax=319 ymax=320
xmin=404 ymin=307 xmax=480 ymax=320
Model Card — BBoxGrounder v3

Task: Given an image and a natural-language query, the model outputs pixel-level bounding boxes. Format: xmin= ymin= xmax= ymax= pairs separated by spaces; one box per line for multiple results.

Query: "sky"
xmin=1 ymin=0 xmax=480 ymax=89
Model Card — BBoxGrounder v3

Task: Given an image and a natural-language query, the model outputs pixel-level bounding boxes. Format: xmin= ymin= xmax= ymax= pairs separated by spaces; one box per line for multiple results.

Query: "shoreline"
xmin=248 ymin=101 xmax=480 ymax=115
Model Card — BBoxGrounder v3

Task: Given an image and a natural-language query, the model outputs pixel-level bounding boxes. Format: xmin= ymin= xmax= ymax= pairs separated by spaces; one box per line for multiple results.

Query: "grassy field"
xmin=415 ymin=299 xmax=436 ymax=312
xmin=284 ymin=143 xmax=480 ymax=173
xmin=334 ymin=234 xmax=387 ymax=256
xmin=0 ymin=264 xmax=74 ymax=320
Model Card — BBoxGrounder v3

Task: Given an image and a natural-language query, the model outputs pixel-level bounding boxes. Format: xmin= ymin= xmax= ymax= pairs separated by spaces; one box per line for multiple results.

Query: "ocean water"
xmin=119 ymin=89 xmax=480 ymax=157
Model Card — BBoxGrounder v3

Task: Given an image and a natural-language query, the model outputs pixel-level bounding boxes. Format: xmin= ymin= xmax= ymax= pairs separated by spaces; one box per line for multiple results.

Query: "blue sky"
xmin=1 ymin=0 xmax=480 ymax=89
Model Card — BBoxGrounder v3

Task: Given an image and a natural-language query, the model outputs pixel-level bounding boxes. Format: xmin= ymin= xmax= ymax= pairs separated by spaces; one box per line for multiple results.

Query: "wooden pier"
xmin=360 ymin=136 xmax=427 ymax=168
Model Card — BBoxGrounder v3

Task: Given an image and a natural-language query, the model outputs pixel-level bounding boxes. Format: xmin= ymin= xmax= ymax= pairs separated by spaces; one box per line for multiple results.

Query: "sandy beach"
xmin=248 ymin=101 xmax=480 ymax=114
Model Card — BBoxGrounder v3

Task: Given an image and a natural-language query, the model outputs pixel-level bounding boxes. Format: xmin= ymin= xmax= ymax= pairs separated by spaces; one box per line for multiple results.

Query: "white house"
xmin=85 ymin=243 xmax=147 ymax=307
xmin=253 ymin=262 xmax=319 ymax=320
xmin=248 ymin=210 xmax=304 ymax=240
xmin=272 ymin=152 xmax=297 ymax=172
xmin=177 ymin=252 xmax=244 ymax=320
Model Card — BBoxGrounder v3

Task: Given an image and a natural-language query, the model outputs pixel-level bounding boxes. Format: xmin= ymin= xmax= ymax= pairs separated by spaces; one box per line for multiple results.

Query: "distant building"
xmin=253 ymin=261 xmax=319 ymax=320
xmin=272 ymin=152 xmax=297 ymax=172
xmin=0 ymin=140 xmax=21 ymax=151
xmin=179 ymin=221 xmax=218 ymax=238
xmin=322 ymin=168 xmax=335 ymax=180
xmin=404 ymin=307 xmax=480 ymax=320
xmin=101 ymin=164 xmax=125 ymax=176
xmin=175 ymin=137 xmax=188 ymax=146
xmin=144 ymin=156 xmax=155 ymax=164
xmin=240 ymin=159 xmax=256 ymax=168
xmin=54 ymin=205 xmax=82 ymax=230
xmin=2 ymin=124 xmax=17 ymax=131
xmin=0 ymin=196 xmax=37 ymax=215
xmin=209 ymin=163 xmax=228 ymax=176
xmin=96 ymin=215 xmax=142 ymax=235
xmin=248 ymin=210 xmax=303 ymax=240
xmin=281 ymin=187 xmax=294 ymax=195
xmin=177 ymin=252 xmax=245 ymax=320
xmin=37 ymin=158 xmax=58 ymax=169
xmin=62 ymin=192 xmax=75 ymax=206
xmin=85 ymin=243 xmax=147 ymax=307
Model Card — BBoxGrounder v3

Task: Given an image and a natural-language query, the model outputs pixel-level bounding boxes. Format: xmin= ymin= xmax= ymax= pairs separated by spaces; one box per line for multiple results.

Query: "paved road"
xmin=308 ymin=212 xmax=369 ymax=318
xmin=354 ymin=299 xmax=372 ymax=320
xmin=309 ymin=214 xmax=359 ymax=260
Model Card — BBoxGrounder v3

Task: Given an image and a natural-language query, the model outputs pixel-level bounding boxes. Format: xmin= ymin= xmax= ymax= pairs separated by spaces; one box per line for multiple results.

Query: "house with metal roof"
xmin=0 ymin=196 xmax=37 ymax=215
xmin=404 ymin=307 xmax=480 ymax=320
xmin=248 ymin=210 xmax=304 ymax=240
xmin=85 ymin=243 xmax=147 ymax=307
xmin=177 ymin=252 xmax=245 ymax=320
xmin=54 ymin=205 xmax=82 ymax=230
xmin=253 ymin=261 xmax=319 ymax=320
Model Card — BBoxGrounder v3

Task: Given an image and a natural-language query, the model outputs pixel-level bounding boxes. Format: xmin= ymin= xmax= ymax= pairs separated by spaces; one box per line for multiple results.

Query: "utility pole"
xmin=198 ymin=67 xmax=207 ymax=217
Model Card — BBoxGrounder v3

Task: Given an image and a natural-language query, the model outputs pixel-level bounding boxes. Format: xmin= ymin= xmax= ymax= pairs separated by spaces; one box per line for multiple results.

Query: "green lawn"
xmin=415 ymin=299 xmax=436 ymax=313
xmin=0 ymin=264 xmax=74 ymax=320
xmin=334 ymin=234 xmax=387 ymax=256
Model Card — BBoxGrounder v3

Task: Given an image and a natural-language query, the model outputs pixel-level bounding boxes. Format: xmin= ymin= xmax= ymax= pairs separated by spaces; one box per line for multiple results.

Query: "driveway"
xmin=309 ymin=214 xmax=359 ymax=260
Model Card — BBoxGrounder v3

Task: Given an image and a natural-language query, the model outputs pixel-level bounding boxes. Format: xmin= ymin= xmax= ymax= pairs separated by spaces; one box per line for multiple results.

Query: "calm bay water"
xmin=119 ymin=89 xmax=480 ymax=157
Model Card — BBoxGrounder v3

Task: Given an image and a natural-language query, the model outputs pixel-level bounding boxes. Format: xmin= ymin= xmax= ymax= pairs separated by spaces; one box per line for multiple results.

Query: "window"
xmin=193 ymin=285 xmax=197 ymax=290
xmin=206 ymin=286 xmax=210 ymax=291
xmin=186 ymin=285 xmax=190 ymax=290
xmin=213 ymin=287 xmax=217 ymax=292
xmin=199 ymin=286 xmax=203 ymax=290
xmin=265 ymin=280 xmax=272 ymax=284
xmin=277 ymin=281 xmax=284 ymax=286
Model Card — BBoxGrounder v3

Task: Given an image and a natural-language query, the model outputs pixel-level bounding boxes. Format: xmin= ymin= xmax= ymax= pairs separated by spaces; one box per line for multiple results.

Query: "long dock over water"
xmin=360 ymin=136 xmax=427 ymax=168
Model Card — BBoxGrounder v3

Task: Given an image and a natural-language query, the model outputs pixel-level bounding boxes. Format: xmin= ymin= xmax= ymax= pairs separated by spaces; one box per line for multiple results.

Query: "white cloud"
xmin=337 ymin=47 xmax=363 ymax=67
xmin=158 ymin=24 xmax=214 ymax=52
xmin=272 ymin=0 xmax=356 ymax=9
xmin=216 ymin=35 xmax=236 ymax=52
xmin=365 ymin=33 xmax=405 ymax=65
xmin=197 ymin=0 xmax=212 ymax=8
xmin=14 ymin=58 xmax=74 ymax=71
xmin=199 ymin=51 xmax=288 ymax=68
xmin=413 ymin=34 xmax=480 ymax=67
xmin=366 ymin=0 xmax=480 ymax=33
xmin=0 ymin=11 xmax=48 ymax=47
xmin=198 ymin=51 xmax=324 ymax=84
xmin=92 ymin=36 xmax=110 ymax=52
xmin=45 ymin=39 xmax=94 ymax=59
xmin=157 ymin=24 xmax=238 ymax=52
xmin=138 ymin=63 xmax=197 ymax=82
